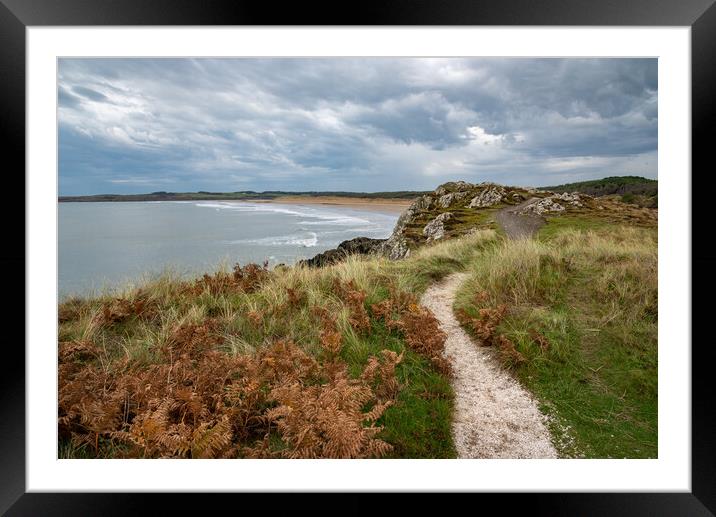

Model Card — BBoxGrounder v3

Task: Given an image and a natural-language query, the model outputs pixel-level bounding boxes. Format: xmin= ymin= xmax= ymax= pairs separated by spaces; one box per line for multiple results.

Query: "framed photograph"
xmin=5 ymin=0 xmax=714 ymax=513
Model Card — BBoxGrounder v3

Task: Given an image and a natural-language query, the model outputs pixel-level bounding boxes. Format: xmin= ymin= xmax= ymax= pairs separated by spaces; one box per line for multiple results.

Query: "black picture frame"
xmin=3 ymin=0 xmax=714 ymax=514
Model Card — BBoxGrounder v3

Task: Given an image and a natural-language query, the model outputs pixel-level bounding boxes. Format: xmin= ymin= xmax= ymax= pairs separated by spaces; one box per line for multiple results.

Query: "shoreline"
xmin=258 ymin=195 xmax=413 ymax=214
xmin=60 ymin=195 xmax=416 ymax=214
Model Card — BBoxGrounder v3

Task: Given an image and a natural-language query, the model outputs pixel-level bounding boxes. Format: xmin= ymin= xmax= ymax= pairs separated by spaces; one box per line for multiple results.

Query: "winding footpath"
xmin=419 ymin=202 xmax=557 ymax=458
xmin=494 ymin=197 xmax=545 ymax=239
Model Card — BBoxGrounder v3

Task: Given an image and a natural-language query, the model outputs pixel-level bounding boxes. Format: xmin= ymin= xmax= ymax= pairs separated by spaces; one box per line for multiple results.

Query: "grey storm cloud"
xmin=58 ymin=57 xmax=657 ymax=195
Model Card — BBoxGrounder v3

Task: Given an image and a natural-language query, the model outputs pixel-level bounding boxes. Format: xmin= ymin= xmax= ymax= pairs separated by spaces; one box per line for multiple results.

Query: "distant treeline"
xmin=58 ymin=190 xmax=429 ymax=202
xmin=59 ymin=176 xmax=659 ymax=205
xmin=539 ymin=176 xmax=657 ymax=208
xmin=540 ymin=176 xmax=657 ymax=197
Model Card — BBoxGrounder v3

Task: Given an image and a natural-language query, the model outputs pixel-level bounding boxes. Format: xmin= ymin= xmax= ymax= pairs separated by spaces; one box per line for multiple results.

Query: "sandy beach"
xmin=261 ymin=195 xmax=414 ymax=214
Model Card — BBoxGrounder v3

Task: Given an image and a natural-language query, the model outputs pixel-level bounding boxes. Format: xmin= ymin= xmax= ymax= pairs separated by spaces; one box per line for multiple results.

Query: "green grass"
xmin=346 ymin=321 xmax=456 ymax=458
xmin=454 ymin=225 xmax=657 ymax=458
xmin=538 ymin=215 xmax=615 ymax=240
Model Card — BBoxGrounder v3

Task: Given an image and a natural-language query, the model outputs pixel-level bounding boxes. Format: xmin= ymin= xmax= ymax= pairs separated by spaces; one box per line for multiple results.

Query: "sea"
xmin=58 ymin=201 xmax=400 ymax=298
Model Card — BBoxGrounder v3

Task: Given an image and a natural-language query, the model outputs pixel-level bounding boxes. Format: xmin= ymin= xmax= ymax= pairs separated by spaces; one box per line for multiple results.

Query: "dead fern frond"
xmin=456 ymin=304 xmax=508 ymax=346
xmin=332 ymin=279 xmax=370 ymax=333
xmin=58 ymin=298 xmax=84 ymax=323
xmin=370 ymin=299 xmax=394 ymax=321
xmin=163 ymin=319 xmax=224 ymax=359
xmin=232 ymin=261 xmax=270 ymax=293
xmin=285 ymin=287 xmax=306 ymax=307
xmin=529 ymin=329 xmax=550 ymax=352
xmin=190 ymin=415 xmax=233 ymax=458
xmin=399 ymin=303 xmax=451 ymax=376
xmin=361 ymin=350 xmax=403 ymax=401
xmin=496 ymin=334 xmax=526 ymax=369
xmin=246 ymin=310 xmax=264 ymax=327
xmin=59 ymin=340 xmax=98 ymax=363
xmin=266 ymin=367 xmax=394 ymax=459
xmin=183 ymin=262 xmax=271 ymax=296
xmin=96 ymin=295 xmax=158 ymax=326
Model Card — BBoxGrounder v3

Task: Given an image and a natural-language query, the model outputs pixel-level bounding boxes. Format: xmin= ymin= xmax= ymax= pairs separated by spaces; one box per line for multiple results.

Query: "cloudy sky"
xmin=58 ymin=58 xmax=657 ymax=195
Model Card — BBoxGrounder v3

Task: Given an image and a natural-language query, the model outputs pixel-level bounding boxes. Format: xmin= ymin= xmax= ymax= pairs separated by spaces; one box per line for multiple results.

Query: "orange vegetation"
xmin=58 ymin=267 xmax=448 ymax=459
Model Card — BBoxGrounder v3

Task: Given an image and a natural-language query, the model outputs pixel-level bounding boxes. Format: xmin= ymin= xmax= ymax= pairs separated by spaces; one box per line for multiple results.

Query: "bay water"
xmin=59 ymin=201 xmax=399 ymax=297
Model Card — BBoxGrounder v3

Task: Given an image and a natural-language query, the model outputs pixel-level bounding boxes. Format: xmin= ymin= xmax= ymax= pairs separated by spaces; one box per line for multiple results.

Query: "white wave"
xmin=196 ymin=201 xmax=396 ymax=245
xmin=194 ymin=202 xmax=231 ymax=209
xmin=226 ymin=231 xmax=319 ymax=248
xmin=270 ymin=207 xmax=371 ymax=226
xmin=298 ymin=216 xmax=371 ymax=226
xmin=316 ymin=226 xmax=386 ymax=236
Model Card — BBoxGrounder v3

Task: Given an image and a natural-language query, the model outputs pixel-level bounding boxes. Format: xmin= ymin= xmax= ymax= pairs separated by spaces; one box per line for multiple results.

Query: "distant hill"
xmin=59 ymin=190 xmax=428 ymax=203
xmin=539 ymin=176 xmax=657 ymax=208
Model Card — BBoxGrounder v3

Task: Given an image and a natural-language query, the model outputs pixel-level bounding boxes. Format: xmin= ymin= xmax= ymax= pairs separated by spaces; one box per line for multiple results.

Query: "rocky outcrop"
xmin=413 ymin=194 xmax=435 ymax=211
xmin=438 ymin=191 xmax=470 ymax=208
xmin=553 ymin=192 xmax=580 ymax=202
xmin=434 ymin=180 xmax=472 ymax=197
xmin=382 ymin=180 xmax=519 ymax=258
xmin=423 ymin=212 xmax=453 ymax=242
xmin=379 ymin=201 xmax=423 ymax=260
xmin=380 ymin=202 xmax=420 ymax=260
xmin=518 ymin=198 xmax=565 ymax=215
xmin=553 ymin=192 xmax=584 ymax=207
xmin=300 ymin=237 xmax=385 ymax=267
xmin=302 ymin=180 xmax=565 ymax=266
xmin=381 ymin=235 xmax=411 ymax=260
xmin=468 ymin=184 xmax=507 ymax=208
xmin=515 ymin=192 xmax=587 ymax=215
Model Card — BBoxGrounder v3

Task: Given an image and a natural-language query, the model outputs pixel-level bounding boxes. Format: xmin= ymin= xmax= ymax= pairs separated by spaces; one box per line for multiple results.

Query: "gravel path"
xmin=421 ymin=273 xmax=558 ymax=458
xmin=494 ymin=198 xmax=545 ymax=239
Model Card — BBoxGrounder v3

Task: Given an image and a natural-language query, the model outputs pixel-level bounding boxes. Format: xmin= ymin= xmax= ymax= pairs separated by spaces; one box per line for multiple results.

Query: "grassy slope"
xmin=59 ymin=194 xmax=658 ymax=459
xmin=454 ymin=222 xmax=657 ymax=458
xmin=59 ymin=230 xmax=498 ymax=459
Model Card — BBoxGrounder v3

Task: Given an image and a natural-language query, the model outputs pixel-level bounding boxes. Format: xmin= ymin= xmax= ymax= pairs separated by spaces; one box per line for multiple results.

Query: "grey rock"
xmin=518 ymin=198 xmax=565 ymax=215
xmin=434 ymin=180 xmax=473 ymax=197
xmin=468 ymin=185 xmax=507 ymax=208
xmin=300 ymin=236 xmax=386 ymax=267
xmin=381 ymin=235 xmax=411 ymax=260
xmin=552 ymin=191 xmax=587 ymax=207
xmin=380 ymin=203 xmax=420 ymax=260
xmin=438 ymin=191 xmax=470 ymax=208
xmin=554 ymin=192 xmax=580 ymax=202
xmin=423 ymin=212 xmax=453 ymax=242
xmin=413 ymin=194 xmax=435 ymax=211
